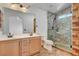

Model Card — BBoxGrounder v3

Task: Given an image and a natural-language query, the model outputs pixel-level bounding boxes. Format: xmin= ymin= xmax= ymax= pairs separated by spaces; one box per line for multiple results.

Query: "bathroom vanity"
xmin=0 ymin=34 xmax=41 ymax=56
xmin=0 ymin=7 xmax=41 ymax=56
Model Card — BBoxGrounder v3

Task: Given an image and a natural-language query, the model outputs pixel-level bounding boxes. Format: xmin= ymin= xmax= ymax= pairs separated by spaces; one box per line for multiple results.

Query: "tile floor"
xmin=34 ymin=47 xmax=72 ymax=56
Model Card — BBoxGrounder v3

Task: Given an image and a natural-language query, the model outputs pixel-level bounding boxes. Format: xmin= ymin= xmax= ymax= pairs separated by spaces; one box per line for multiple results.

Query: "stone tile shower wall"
xmin=47 ymin=12 xmax=56 ymax=41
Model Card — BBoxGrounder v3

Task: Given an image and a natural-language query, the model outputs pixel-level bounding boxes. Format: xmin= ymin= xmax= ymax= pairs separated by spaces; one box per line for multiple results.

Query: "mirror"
xmin=8 ymin=15 xmax=23 ymax=35
xmin=2 ymin=7 xmax=36 ymax=35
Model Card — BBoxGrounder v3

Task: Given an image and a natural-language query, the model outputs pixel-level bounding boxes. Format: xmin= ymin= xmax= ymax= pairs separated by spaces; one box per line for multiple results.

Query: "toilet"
xmin=43 ymin=39 xmax=53 ymax=52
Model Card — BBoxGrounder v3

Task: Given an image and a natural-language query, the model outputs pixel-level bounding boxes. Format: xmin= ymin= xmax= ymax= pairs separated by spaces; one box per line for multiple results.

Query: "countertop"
xmin=0 ymin=33 xmax=40 ymax=41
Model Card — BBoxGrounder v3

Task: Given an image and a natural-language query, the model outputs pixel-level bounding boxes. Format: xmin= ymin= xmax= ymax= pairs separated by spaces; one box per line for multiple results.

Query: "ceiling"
xmin=0 ymin=3 xmax=71 ymax=13
xmin=27 ymin=3 xmax=71 ymax=13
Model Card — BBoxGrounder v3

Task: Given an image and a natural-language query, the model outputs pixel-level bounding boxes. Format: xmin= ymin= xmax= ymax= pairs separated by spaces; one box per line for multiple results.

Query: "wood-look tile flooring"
xmin=34 ymin=47 xmax=72 ymax=56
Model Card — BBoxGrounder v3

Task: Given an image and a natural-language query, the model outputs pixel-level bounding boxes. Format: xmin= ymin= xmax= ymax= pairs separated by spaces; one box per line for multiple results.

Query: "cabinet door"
xmin=29 ymin=37 xmax=41 ymax=55
xmin=21 ymin=38 xmax=30 ymax=56
xmin=0 ymin=40 xmax=19 ymax=56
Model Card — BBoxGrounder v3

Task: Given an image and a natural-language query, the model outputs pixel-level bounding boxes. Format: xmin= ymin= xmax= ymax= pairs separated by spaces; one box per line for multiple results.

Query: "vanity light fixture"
xmin=10 ymin=3 xmax=30 ymax=12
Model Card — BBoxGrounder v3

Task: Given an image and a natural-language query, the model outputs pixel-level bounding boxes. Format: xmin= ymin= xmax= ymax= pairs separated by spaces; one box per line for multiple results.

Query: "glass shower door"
xmin=55 ymin=14 xmax=72 ymax=52
xmin=47 ymin=12 xmax=72 ymax=52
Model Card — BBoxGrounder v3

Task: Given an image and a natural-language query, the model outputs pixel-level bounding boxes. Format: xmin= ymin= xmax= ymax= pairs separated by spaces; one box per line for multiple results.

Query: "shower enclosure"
xmin=47 ymin=7 xmax=72 ymax=52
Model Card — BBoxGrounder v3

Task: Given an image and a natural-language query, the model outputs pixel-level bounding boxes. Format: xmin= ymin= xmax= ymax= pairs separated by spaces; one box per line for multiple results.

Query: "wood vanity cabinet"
xmin=0 ymin=36 xmax=41 ymax=56
xmin=21 ymin=36 xmax=41 ymax=56
xmin=0 ymin=40 xmax=20 ymax=56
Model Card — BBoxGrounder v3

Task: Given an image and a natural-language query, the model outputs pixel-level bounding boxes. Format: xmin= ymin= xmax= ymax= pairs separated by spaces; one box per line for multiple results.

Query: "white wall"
xmin=27 ymin=7 xmax=47 ymax=40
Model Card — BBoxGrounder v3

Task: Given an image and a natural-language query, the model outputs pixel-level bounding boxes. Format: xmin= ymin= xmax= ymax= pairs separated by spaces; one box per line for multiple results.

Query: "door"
xmin=55 ymin=13 xmax=72 ymax=52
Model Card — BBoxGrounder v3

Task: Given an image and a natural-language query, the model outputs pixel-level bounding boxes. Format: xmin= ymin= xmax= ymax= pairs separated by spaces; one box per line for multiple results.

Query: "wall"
xmin=47 ymin=12 xmax=55 ymax=41
xmin=27 ymin=7 xmax=47 ymax=40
